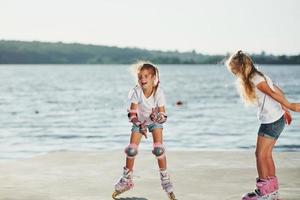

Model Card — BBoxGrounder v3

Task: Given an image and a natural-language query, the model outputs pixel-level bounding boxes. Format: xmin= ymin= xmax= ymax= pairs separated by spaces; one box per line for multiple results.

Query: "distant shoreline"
xmin=1 ymin=40 xmax=300 ymax=65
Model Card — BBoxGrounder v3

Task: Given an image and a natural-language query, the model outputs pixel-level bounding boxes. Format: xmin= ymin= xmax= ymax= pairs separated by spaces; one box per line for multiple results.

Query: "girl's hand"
xmin=131 ymin=117 xmax=141 ymax=126
xmin=284 ymin=110 xmax=292 ymax=125
xmin=139 ymin=120 xmax=147 ymax=138
xmin=290 ymin=103 xmax=300 ymax=112
xmin=150 ymin=107 xmax=159 ymax=122
xmin=156 ymin=112 xmax=167 ymax=124
xmin=130 ymin=117 xmax=147 ymax=138
xmin=150 ymin=107 xmax=167 ymax=124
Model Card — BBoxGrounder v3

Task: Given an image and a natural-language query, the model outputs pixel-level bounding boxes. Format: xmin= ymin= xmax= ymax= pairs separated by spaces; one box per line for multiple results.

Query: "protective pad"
xmin=152 ymin=143 xmax=165 ymax=159
xmin=125 ymin=144 xmax=138 ymax=159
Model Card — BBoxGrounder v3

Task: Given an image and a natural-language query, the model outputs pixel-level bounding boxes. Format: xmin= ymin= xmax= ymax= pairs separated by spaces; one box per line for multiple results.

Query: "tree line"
xmin=0 ymin=40 xmax=299 ymax=64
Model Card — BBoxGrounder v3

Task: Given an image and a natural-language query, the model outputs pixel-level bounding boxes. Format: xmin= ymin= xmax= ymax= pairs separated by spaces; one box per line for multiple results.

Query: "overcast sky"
xmin=0 ymin=0 xmax=299 ymax=54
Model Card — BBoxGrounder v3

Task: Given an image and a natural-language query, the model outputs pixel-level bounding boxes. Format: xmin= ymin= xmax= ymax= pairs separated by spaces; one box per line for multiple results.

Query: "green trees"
xmin=0 ymin=40 xmax=299 ymax=64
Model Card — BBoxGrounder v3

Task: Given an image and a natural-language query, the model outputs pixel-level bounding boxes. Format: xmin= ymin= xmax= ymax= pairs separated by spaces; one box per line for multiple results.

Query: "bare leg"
xmin=255 ymin=136 xmax=276 ymax=179
xmin=152 ymin=128 xmax=176 ymax=199
xmin=266 ymin=140 xmax=277 ymax=177
xmin=113 ymin=132 xmax=143 ymax=198
xmin=125 ymin=132 xmax=143 ymax=171
xmin=152 ymin=128 xmax=167 ymax=170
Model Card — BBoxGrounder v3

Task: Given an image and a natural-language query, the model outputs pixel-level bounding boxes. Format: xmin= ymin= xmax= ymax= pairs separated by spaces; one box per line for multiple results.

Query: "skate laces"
xmin=122 ymin=170 xmax=133 ymax=184
xmin=160 ymin=171 xmax=169 ymax=181
xmin=122 ymin=167 xmax=133 ymax=178
xmin=160 ymin=171 xmax=173 ymax=192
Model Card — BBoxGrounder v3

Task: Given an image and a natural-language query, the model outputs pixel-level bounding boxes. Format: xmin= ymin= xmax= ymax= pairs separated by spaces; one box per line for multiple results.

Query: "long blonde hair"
xmin=226 ymin=50 xmax=265 ymax=105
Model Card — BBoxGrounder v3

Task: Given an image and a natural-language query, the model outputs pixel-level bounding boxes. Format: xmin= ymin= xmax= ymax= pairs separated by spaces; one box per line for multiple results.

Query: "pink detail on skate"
xmin=114 ymin=167 xmax=134 ymax=193
xmin=115 ymin=179 xmax=134 ymax=192
xmin=242 ymin=178 xmax=277 ymax=200
xmin=268 ymin=176 xmax=278 ymax=192
xmin=256 ymin=179 xmax=271 ymax=195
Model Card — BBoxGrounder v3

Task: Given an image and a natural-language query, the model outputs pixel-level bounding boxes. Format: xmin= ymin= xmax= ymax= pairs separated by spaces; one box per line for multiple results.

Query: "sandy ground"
xmin=0 ymin=151 xmax=299 ymax=200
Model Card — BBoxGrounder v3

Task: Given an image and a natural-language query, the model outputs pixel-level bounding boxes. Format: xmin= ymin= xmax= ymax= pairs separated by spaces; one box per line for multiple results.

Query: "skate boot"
xmin=242 ymin=178 xmax=272 ymax=200
xmin=160 ymin=170 xmax=177 ymax=200
xmin=112 ymin=167 xmax=134 ymax=199
xmin=268 ymin=176 xmax=279 ymax=200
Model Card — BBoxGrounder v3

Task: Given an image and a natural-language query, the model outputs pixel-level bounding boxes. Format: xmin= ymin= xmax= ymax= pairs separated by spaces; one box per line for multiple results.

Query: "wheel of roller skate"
xmin=112 ymin=191 xmax=121 ymax=199
xmin=168 ymin=192 xmax=177 ymax=200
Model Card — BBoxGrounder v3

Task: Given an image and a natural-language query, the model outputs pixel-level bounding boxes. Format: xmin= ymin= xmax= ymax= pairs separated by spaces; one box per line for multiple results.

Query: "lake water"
xmin=0 ymin=64 xmax=299 ymax=160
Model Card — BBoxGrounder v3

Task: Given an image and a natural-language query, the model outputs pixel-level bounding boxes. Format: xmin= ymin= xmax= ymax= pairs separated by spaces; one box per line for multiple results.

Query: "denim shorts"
xmin=131 ymin=123 xmax=163 ymax=133
xmin=258 ymin=115 xmax=285 ymax=140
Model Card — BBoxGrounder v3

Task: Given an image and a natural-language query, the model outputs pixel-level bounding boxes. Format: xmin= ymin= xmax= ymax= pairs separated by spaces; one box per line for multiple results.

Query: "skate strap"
xmin=160 ymin=170 xmax=169 ymax=180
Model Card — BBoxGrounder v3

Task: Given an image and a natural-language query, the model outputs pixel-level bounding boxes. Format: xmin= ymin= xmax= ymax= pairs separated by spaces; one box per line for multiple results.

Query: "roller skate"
xmin=112 ymin=167 xmax=134 ymax=199
xmin=242 ymin=178 xmax=273 ymax=200
xmin=268 ymin=176 xmax=279 ymax=200
xmin=160 ymin=170 xmax=177 ymax=200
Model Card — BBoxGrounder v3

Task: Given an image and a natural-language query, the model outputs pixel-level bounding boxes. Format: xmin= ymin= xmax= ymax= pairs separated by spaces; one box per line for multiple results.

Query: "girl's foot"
xmin=242 ymin=179 xmax=273 ymax=200
xmin=268 ymin=176 xmax=279 ymax=200
xmin=112 ymin=167 xmax=134 ymax=199
xmin=160 ymin=170 xmax=177 ymax=200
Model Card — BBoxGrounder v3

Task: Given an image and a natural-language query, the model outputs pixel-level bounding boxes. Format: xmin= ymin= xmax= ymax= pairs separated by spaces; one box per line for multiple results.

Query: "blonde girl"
xmin=112 ymin=62 xmax=177 ymax=200
xmin=226 ymin=50 xmax=300 ymax=200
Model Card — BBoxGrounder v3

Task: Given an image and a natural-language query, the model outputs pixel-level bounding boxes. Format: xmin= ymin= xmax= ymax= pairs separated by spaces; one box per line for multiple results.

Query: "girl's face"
xmin=138 ymin=69 xmax=156 ymax=90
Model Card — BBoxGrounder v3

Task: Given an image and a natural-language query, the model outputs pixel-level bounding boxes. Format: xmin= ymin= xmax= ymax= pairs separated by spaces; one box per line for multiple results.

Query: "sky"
xmin=0 ymin=0 xmax=299 ymax=55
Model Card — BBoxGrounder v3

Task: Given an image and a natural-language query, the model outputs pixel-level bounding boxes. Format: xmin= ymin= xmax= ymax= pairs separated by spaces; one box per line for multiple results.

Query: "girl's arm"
xmin=128 ymin=103 xmax=138 ymax=119
xmin=274 ymin=85 xmax=284 ymax=96
xmin=128 ymin=103 xmax=147 ymax=138
xmin=256 ymin=82 xmax=300 ymax=112
xmin=273 ymin=84 xmax=293 ymax=124
xmin=130 ymin=103 xmax=138 ymax=113
xmin=158 ymin=106 xmax=166 ymax=113
xmin=274 ymin=85 xmax=288 ymax=111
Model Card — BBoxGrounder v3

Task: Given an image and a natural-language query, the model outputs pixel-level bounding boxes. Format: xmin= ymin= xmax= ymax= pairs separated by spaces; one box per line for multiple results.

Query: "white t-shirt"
xmin=251 ymin=74 xmax=284 ymax=124
xmin=128 ymin=85 xmax=166 ymax=125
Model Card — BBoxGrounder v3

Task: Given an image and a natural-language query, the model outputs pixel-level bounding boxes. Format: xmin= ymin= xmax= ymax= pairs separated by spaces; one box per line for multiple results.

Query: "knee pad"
xmin=125 ymin=144 xmax=138 ymax=159
xmin=152 ymin=143 xmax=165 ymax=159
